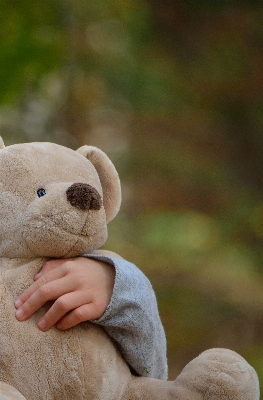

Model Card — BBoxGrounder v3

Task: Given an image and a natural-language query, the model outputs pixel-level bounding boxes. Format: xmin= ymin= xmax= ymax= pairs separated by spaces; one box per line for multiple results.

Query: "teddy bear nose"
xmin=66 ymin=183 xmax=102 ymax=211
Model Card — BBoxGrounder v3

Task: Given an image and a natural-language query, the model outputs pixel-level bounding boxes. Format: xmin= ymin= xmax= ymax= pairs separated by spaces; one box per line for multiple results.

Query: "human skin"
xmin=14 ymin=257 xmax=115 ymax=331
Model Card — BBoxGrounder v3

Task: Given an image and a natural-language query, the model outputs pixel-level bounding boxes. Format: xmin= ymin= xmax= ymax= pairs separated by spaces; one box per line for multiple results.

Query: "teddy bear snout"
xmin=66 ymin=183 xmax=102 ymax=211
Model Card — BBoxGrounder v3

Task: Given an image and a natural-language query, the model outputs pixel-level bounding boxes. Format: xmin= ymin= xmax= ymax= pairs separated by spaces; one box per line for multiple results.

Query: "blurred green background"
xmin=1 ymin=0 xmax=263 ymax=392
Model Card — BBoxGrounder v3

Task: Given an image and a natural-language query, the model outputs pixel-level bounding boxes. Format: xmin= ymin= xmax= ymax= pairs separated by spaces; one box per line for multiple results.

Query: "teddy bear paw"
xmin=175 ymin=348 xmax=260 ymax=400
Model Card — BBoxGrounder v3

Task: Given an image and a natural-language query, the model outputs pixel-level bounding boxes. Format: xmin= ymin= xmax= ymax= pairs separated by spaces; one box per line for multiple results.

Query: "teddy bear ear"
xmin=0 ymin=137 xmax=5 ymax=149
xmin=76 ymin=145 xmax=121 ymax=223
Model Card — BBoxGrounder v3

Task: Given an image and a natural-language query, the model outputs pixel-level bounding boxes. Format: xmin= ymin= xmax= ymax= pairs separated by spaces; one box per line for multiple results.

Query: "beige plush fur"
xmin=0 ymin=138 xmax=259 ymax=400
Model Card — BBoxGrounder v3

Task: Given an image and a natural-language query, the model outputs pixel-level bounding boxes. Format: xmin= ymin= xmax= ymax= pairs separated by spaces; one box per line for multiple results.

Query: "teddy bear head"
xmin=0 ymin=137 xmax=121 ymax=259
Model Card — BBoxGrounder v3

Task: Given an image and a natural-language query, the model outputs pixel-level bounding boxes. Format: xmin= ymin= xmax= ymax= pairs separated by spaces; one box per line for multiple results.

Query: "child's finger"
xmin=15 ymin=276 xmax=74 ymax=321
xmin=15 ymin=264 xmax=69 ymax=308
xmin=56 ymin=303 xmax=101 ymax=330
xmin=36 ymin=291 xmax=93 ymax=331
xmin=34 ymin=258 xmax=73 ymax=280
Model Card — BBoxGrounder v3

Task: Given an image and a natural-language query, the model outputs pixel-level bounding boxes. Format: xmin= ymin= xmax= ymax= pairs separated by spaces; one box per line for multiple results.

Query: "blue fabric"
xmin=83 ymin=254 xmax=168 ymax=380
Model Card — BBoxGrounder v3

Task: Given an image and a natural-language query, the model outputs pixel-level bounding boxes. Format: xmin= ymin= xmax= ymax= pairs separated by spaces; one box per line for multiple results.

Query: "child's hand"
xmin=14 ymin=257 xmax=115 ymax=331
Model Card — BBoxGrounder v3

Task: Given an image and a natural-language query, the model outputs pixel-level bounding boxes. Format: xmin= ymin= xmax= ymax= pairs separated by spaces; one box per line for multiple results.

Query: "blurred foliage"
xmin=1 ymin=0 xmax=263 ymax=392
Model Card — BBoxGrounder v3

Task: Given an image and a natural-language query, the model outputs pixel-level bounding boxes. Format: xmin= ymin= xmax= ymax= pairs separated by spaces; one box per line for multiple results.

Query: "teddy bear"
xmin=0 ymin=136 xmax=260 ymax=400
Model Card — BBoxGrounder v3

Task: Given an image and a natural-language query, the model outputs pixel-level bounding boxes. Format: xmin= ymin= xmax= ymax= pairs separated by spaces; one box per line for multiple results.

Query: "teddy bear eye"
xmin=37 ymin=188 xmax=46 ymax=198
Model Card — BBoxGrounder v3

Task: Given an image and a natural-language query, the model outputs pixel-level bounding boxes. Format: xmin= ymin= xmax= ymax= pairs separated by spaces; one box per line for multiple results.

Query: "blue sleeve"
xmin=83 ymin=254 xmax=168 ymax=380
